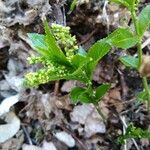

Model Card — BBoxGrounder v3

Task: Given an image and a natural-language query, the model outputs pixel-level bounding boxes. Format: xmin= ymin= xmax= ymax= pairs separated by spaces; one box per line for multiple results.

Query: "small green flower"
xmin=25 ymin=23 xmax=79 ymax=87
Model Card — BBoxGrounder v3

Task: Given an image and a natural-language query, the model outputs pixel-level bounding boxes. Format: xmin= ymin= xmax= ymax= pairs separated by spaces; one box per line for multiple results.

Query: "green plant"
xmin=110 ymin=0 xmax=150 ymax=145
xmin=110 ymin=0 xmax=150 ymax=110
xmin=25 ymin=13 xmax=148 ymax=120
xmin=118 ymin=123 xmax=150 ymax=144
xmin=69 ymin=0 xmax=78 ymax=12
xmin=25 ymin=0 xmax=149 ymax=123
xmin=25 ymin=20 xmax=113 ymax=121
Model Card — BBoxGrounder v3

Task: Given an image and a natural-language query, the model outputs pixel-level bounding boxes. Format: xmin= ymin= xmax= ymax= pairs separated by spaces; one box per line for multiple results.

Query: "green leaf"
xmin=87 ymin=39 xmax=111 ymax=62
xmin=27 ymin=33 xmax=51 ymax=57
xmin=107 ymin=28 xmax=138 ymax=49
xmin=70 ymin=87 xmax=93 ymax=104
xmin=137 ymin=5 xmax=150 ymax=37
xmin=71 ymin=54 xmax=87 ymax=68
xmin=118 ymin=123 xmax=150 ymax=145
xmin=86 ymin=39 xmax=111 ymax=78
xmin=69 ymin=57 xmax=91 ymax=82
xmin=70 ymin=87 xmax=86 ymax=103
xmin=27 ymin=33 xmax=46 ymax=49
xmin=43 ymin=20 xmax=70 ymax=66
xmin=119 ymin=55 xmax=139 ymax=69
xmin=95 ymin=84 xmax=111 ymax=102
xmin=78 ymin=91 xmax=92 ymax=103
xmin=136 ymin=91 xmax=149 ymax=102
xmin=70 ymin=0 xmax=77 ymax=12
xmin=111 ymin=0 xmax=135 ymax=10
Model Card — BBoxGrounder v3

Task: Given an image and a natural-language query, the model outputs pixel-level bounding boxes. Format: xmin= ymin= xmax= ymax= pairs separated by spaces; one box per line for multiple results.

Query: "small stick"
xmin=117 ymin=68 xmax=128 ymax=100
xmin=79 ymin=29 xmax=98 ymax=45
xmin=54 ymin=81 xmax=60 ymax=96
xmin=22 ymin=125 xmax=33 ymax=145
xmin=142 ymin=38 xmax=150 ymax=49
xmin=60 ymin=125 xmax=88 ymax=150
xmin=119 ymin=115 xmax=141 ymax=150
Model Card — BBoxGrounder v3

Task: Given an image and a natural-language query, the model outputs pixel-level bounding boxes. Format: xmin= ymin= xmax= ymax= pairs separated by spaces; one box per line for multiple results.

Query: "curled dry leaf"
xmin=55 ymin=95 xmax=72 ymax=111
xmin=0 ymin=112 xmax=20 ymax=143
xmin=0 ymin=94 xmax=19 ymax=116
xmin=139 ymin=55 xmax=150 ymax=77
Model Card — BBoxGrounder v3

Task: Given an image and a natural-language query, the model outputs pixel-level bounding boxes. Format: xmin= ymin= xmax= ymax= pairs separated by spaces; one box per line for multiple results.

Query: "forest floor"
xmin=0 ymin=0 xmax=150 ymax=150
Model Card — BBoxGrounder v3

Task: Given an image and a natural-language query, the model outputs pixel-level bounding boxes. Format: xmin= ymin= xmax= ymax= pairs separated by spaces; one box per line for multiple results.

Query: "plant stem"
xmin=131 ymin=6 xmax=150 ymax=112
xmin=143 ymin=77 xmax=150 ymax=112
xmin=87 ymin=83 xmax=107 ymax=123
xmin=94 ymin=103 xmax=106 ymax=124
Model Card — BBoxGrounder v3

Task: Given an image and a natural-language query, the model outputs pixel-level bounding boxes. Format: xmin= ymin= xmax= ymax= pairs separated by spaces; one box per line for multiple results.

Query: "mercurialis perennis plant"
xmin=110 ymin=0 xmax=150 ymax=144
xmin=25 ymin=0 xmax=150 ymax=125
xmin=25 ymin=20 xmax=114 ymax=121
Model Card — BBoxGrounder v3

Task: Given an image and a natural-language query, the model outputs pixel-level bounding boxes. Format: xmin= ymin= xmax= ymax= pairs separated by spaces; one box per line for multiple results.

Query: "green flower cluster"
xmin=51 ymin=23 xmax=78 ymax=61
xmin=25 ymin=64 xmax=69 ymax=87
xmin=25 ymin=24 xmax=78 ymax=87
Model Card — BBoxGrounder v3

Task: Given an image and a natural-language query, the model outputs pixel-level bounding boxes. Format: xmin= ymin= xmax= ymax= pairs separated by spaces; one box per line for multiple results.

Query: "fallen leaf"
xmin=0 ymin=112 xmax=20 ymax=143
xmin=0 ymin=94 xmax=19 ymax=116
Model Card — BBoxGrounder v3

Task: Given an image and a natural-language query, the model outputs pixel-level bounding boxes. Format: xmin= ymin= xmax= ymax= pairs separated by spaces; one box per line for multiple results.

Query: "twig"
xmin=121 ymin=116 xmax=127 ymax=150
xmin=79 ymin=29 xmax=98 ymax=45
xmin=142 ymin=38 xmax=150 ymax=49
xmin=119 ymin=115 xmax=141 ymax=150
xmin=54 ymin=81 xmax=60 ymax=96
xmin=60 ymin=125 xmax=88 ymax=150
xmin=102 ymin=0 xmax=109 ymax=33
xmin=22 ymin=125 xmax=33 ymax=145
xmin=117 ymin=69 xmax=128 ymax=100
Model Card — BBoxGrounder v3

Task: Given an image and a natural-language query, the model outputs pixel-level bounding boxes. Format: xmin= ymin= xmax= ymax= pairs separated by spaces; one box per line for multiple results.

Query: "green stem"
xmin=94 ymin=103 xmax=107 ymax=124
xmin=131 ymin=6 xmax=150 ymax=113
xmin=88 ymin=83 xmax=107 ymax=123
xmin=143 ymin=77 xmax=150 ymax=113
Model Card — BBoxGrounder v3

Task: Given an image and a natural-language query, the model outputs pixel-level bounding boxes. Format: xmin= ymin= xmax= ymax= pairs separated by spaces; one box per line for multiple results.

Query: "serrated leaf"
xmin=70 ymin=87 xmax=93 ymax=104
xmin=71 ymin=54 xmax=87 ymax=68
xmin=27 ymin=33 xmax=51 ymax=57
xmin=78 ymin=92 xmax=92 ymax=103
xmin=43 ymin=20 xmax=71 ymax=66
xmin=119 ymin=55 xmax=139 ymax=69
xmin=107 ymin=28 xmax=138 ymax=49
xmin=137 ymin=5 xmax=150 ymax=37
xmin=86 ymin=39 xmax=111 ymax=78
xmin=70 ymin=87 xmax=86 ymax=104
xmin=95 ymin=84 xmax=111 ymax=102
xmin=69 ymin=57 xmax=91 ymax=82
xmin=87 ymin=39 xmax=111 ymax=62
xmin=27 ymin=33 xmax=46 ymax=49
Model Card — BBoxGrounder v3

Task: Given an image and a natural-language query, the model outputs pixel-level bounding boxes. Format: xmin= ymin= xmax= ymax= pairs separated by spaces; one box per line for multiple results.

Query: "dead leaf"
xmin=0 ymin=112 xmax=20 ymax=143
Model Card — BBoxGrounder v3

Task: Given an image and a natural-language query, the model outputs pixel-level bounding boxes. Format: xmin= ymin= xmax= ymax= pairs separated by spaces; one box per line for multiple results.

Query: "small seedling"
xmin=118 ymin=123 xmax=150 ymax=144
